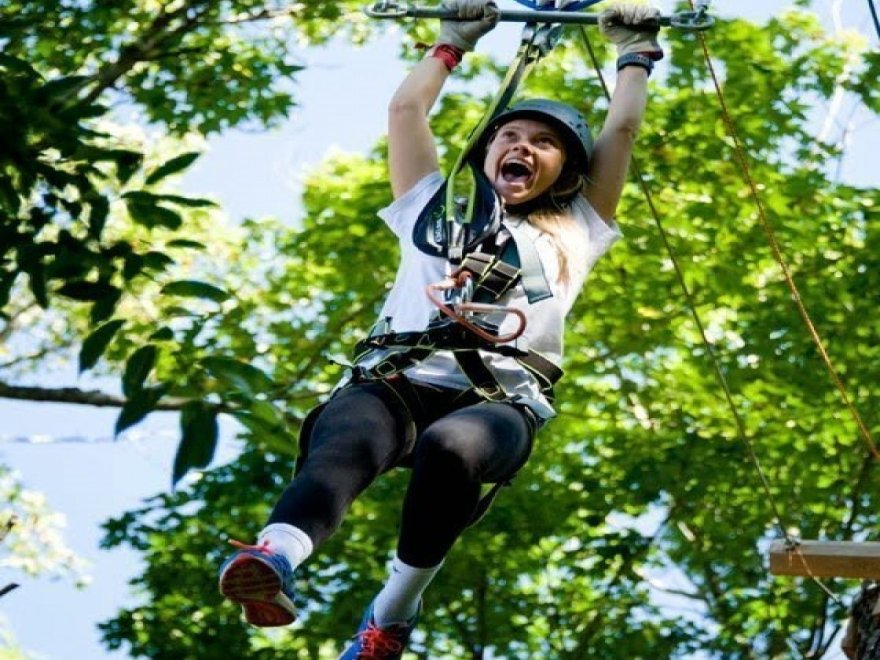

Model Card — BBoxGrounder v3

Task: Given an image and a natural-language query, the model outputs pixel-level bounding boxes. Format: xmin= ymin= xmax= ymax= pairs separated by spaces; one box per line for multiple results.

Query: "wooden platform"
xmin=769 ymin=540 xmax=880 ymax=579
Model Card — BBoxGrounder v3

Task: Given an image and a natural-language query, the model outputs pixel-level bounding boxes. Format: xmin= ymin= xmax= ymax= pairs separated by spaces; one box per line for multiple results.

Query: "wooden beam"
xmin=769 ymin=540 xmax=880 ymax=579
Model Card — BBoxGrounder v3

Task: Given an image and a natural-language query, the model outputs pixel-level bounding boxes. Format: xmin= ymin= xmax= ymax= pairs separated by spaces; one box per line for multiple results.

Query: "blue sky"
xmin=1 ymin=2 xmax=877 ymax=658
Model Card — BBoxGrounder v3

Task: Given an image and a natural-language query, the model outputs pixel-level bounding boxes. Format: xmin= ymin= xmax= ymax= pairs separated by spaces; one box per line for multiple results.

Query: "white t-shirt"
xmin=362 ymin=171 xmax=621 ymax=419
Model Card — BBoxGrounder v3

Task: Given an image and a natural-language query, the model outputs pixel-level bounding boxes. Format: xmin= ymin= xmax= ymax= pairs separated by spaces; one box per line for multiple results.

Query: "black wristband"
xmin=617 ymin=53 xmax=654 ymax=76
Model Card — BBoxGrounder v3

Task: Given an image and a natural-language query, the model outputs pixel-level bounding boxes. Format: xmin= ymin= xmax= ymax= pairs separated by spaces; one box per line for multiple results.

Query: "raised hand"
xmin=438 ymin=0 xmax=501 ymax=52
xmin=599 ymin=2 xmax=663 ymax=60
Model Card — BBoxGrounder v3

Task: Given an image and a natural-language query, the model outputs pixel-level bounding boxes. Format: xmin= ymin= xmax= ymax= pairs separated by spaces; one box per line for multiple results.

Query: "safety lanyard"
xmin=443 ymin=21 xmax=561 ymax=263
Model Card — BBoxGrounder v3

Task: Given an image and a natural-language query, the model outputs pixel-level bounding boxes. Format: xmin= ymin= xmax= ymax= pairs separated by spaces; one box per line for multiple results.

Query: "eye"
xmin=536 ymin=135 xmax=561 ymax=148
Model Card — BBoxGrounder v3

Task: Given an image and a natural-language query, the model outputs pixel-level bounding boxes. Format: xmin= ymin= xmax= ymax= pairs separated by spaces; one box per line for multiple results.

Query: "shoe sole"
xmin=218 ymin=554 xmax=297 ymax=627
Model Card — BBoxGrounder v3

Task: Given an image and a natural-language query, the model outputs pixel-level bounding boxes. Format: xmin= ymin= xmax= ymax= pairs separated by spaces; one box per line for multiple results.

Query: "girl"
xmin=219 ymin=1 xmax=662 ymax=657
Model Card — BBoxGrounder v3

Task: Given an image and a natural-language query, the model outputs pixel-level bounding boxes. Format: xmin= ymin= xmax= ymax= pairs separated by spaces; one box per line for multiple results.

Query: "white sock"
xmin=257 ymin=523 xmax=314 ymax=570
xmin=372 ymin=555 xmax=442 ymax=626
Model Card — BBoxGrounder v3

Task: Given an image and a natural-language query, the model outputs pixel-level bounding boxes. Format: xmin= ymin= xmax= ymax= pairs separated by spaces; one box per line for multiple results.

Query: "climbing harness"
xmin=353 ymin=6 xmax=587 ymax=406
xmin=356 ymin=1 xmax=717 ymax=404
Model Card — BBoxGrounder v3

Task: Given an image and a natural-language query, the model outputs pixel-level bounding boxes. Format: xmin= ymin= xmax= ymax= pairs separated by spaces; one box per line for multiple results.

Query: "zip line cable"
xmin=686 ymin=3 xmax=879 ymax=463
xmin=868 ymin=0 xmax=880 ymax=40
xmin=575 ymin=25 xmax=845 ymax=605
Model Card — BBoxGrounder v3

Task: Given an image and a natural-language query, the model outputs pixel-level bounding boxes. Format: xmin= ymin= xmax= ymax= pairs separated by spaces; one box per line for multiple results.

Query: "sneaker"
xmin=218 ymin=539 xmax=297 ymax=627
xmin=338 ymin=601 xmax=418 ymax=660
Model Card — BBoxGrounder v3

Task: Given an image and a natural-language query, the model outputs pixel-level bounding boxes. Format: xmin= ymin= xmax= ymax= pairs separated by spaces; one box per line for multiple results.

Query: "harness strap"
xmin=454 ymin=351 xmax=510 ymax=402
xmin=503 ymin=221 xmax=553 ymax=303
xmin=354 ymin=325 xmax=563 ymax=404
xmin=460 ymin=249 xmax=521 ymax=303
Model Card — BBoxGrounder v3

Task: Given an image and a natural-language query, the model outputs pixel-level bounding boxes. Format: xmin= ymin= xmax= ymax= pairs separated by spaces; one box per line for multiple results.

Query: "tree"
xmin=0 ymin=466 xmax=90 ymax=658
xmin=2 ymin=1 xmax=879 ymax=658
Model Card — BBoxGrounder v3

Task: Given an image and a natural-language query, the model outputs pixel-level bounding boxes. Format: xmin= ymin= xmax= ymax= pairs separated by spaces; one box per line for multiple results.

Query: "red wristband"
xmin=427 ymin=43 xmax=464 ymax=72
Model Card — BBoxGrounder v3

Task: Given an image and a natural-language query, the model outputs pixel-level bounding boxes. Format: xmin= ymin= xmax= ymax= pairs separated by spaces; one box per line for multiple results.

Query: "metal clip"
xmin=447 ymin=275 xmax=474 ymax=307
xmin=670 ymin=9 xmax=715 ymax=31
xmin=533 ymin=23 xmax=564 ymax=57
xmin=364 ymin=1 xmax=408 ymax=19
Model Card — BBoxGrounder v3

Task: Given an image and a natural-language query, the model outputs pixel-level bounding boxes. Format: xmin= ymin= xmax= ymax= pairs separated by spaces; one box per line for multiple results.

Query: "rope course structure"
xmin=365 ymin=0 xmax=877 ymax=634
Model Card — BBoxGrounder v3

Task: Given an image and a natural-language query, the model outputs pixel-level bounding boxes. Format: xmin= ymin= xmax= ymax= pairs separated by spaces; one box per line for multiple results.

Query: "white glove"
xmin=599 ymin=3 xmax=664 ymax=60
xmin=535 ymin=0 xmax=582 ymax=9
xmin=438 ymin=0 xmax=500 ymax=52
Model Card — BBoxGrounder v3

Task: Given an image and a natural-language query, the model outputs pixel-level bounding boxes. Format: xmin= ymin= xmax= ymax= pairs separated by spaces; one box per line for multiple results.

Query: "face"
xmin=482 ymin=118 xmax=567 ymax=206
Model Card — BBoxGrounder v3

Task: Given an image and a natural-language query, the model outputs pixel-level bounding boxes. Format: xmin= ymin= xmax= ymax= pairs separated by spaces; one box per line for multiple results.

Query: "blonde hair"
xmin=522 ymin=168 xmax=587 ymax=286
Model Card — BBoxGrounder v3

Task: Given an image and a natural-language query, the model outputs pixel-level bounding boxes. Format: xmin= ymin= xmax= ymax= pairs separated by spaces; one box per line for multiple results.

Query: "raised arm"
xmin=387 ymin=0 xmax=499 ymax=200
xmin=584 ymin=4 xmax=663 ymax=223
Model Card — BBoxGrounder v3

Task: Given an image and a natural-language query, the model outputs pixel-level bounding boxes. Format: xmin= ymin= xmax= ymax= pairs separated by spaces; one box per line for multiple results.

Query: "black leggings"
xmin=267 ymin=379 xmax=535 ymax=568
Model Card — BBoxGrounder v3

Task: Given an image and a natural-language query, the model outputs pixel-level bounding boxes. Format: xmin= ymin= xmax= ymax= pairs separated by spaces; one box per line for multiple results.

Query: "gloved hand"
xmin=599 ymin=3 xmax=663 ymax=61
xmin=438 ymin=0 xmax=500 ymax=52
xmin=535 ymin=0 xmax=582 ymax=9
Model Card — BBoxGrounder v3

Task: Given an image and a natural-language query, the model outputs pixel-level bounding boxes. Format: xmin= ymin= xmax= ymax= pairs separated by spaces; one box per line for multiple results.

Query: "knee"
xmin=414 ymin=421 xmax=482 ymax=481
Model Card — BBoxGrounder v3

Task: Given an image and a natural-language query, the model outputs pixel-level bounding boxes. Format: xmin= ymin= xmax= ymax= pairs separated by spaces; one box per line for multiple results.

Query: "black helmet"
xmin=471 ymin=98 xmax=593 ymax=170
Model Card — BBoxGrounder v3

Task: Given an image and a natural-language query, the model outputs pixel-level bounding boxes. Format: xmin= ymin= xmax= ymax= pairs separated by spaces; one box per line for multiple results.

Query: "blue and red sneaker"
xmin=338 ymin=601 xmax=418 ymax=660
xmin=218 ymin=539 xmax=297 ymax=627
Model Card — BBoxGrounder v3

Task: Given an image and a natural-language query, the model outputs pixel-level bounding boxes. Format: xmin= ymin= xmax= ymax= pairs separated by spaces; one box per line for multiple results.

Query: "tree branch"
xmin=0 ymin=381 xmax=185 ymax=410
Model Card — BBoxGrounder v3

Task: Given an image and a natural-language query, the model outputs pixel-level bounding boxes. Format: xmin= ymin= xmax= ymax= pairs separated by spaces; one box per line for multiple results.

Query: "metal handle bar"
xmin=364 ymin=2 xmax=714 ymax=31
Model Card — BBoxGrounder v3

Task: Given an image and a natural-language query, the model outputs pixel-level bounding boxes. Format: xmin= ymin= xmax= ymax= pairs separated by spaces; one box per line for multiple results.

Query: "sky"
xmin=1 ymin=1 xmax=877 ymax=658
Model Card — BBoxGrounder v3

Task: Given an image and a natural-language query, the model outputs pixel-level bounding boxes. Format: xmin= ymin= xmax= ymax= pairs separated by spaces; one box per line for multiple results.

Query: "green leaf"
xmin=57 ymin=279 xmax=119 ymax=302
xmin=108 ymin=150 xmax=143 ymax=185
xmin=90 ymin=287 xmax=123 ymax=324
xmin=26 ymin=262 xmax=48 ymax=308
xmin=126 ymin=200 xmax=183 ymax=230
xmin=149 ymin=327 xmax=174 ymax=341
xmin=155 ymin=194 xmax=216 ymax=208
xmin=114 ymin=385 xmax=166 ymax=437
xmin=230 ymin=409 xmax=296 ymax=456
xmin=79 ymin=319 xmax=124 ymax=373
xmin=141 ymin=251 xmax=175 ymax=272
xmin=144 ymin=152 xmax=201 ymax=185
xmin=172 ymin=401 xmax=219 ymax=486
xmin=122 ymin=345 xmax=158 ymax=397
xmin=161 ymin=280 xmax=230 ymax=303
xmin=166 ymin=239 xmax=207 ymax=250
xmin=201 ymin=356 xmax=275 ymax=396
xmin=87 ymin=195 xmax=110 ymax=239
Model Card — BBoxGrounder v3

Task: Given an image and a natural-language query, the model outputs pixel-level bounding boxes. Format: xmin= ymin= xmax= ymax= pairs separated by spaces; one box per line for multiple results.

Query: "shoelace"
xmin=356 ymin=622 xmax=405 ymax=658
xmin=228 ymin=539 xmax=270 ymax=553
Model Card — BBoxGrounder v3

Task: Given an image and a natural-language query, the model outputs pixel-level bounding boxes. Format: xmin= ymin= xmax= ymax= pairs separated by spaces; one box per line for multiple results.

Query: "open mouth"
xmin=500 ymin=159 xmax=533 ymax=185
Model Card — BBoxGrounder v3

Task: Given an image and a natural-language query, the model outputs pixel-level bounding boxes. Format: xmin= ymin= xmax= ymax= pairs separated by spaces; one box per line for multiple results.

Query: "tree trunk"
xmin=843 ymin=582 xmax=880 ymax=659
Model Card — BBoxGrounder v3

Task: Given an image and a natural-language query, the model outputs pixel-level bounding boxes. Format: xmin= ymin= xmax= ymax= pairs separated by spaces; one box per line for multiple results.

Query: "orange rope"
xmin=689 ymin=4 xmax=878 ymax=460
xmin=425 ymin=272 xmax=527 ymax=344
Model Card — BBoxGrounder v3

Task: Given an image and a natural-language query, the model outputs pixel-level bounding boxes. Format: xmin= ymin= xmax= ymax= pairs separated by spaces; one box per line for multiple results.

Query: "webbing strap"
xmin=454 ymin=351 xmax=510 ymax=402
xmin=503 ymin=220 xmax=552 ymax=303
xmin=444 ymin=23 xmax=554 ymax=242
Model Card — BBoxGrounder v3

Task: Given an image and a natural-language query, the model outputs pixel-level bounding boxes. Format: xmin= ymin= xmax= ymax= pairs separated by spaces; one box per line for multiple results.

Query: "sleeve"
xmin=377 ymin=171 xmax=445 ymax=239
xmin=572 ymin=195 xmax=623 ymax=263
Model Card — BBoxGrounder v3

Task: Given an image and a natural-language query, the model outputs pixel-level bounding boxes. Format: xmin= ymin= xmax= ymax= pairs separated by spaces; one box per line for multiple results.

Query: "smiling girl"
xmin=218 ymin=1 xmax=663 ymax=657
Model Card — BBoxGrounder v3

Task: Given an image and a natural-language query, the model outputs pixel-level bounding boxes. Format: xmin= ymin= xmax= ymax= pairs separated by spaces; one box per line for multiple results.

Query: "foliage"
xmin=0 ymin=466 xmax=90 ymax=659
xmin=2 ymin=1 xmax=879 ymax=658
xmin=98 ymin=8 xmax=880 ymax=656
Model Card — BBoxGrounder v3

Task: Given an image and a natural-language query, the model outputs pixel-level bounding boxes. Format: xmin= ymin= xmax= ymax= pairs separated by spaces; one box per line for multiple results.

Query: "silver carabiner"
xmin=670 ymin=9 xmax=715 ymax=31
xmin=364 ymin=1 xmax=409 ymax=19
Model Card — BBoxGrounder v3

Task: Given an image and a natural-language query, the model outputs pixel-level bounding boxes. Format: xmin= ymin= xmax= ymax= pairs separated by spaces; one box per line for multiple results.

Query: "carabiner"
xmin=364 ymin=1 xmax=409 ymax=19
xmin=670 ymin=9 xmax=715 ymax=31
